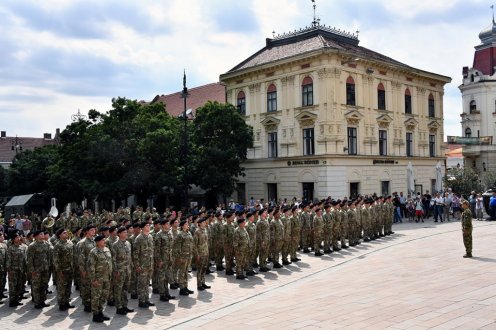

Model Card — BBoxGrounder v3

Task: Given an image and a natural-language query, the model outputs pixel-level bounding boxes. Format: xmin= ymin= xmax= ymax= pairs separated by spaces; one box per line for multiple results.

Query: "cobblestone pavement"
xmin=2 ymin=218 xmax=496 ymax=329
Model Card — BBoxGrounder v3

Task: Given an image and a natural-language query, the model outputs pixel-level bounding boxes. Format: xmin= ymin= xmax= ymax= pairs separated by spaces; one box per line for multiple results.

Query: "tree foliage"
xmin=191 ymin=101 xmax=253 ymax=200
xmin=4 ymin=98 xmax=254 ymax=209
xmin=444 ymin=167 xmax=483 ymax=196
xmin=481 ymin=170 xmax=496 ymax=190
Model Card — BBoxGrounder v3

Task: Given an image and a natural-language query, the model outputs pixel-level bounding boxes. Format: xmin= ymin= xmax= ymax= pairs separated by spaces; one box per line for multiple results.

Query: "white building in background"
xmin=459 ymin=19 xmax=496 ymax=173
xmin=221 ymin=22 xmax=451 ymax=203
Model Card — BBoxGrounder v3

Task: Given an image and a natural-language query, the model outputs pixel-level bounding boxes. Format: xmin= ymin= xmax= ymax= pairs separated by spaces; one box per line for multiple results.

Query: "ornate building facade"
xmin=459 ymin=19 xmax=496 ymax=173
xmin=220 ymin=24 xmax=451 ymax=202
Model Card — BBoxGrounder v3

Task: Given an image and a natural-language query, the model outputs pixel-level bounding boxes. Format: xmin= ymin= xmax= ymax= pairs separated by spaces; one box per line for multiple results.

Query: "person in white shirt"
xmin=475 ymin=193 xmax=484 ymax=221
xmin=433 ymin=193 xmax=445 ymax=222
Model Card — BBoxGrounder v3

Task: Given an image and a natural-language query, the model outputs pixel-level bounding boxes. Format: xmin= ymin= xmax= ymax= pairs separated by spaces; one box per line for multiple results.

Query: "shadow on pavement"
xmin=471 ymin=256 xmax=496 ymax=263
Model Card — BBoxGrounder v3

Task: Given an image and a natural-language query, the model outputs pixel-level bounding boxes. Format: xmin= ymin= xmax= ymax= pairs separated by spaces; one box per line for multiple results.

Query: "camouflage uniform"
xmin=233 ymin=225 xmax=250 ymax=277
xmin=87 ymin=246 xmax=112 ymax=314
xmin=53 ymin=238 xmax=74 ymax=307
xmin=269 ymin=216 xmax=284 ymax=265
xmin=300 ymin=211 xmax=311 ymax=251
xmin=462 ymin=208 xmax=473 ymax=256
xmin=66 ymin=216 xmax=79 ymax=234
xmin=71 ymin=234 xmax=81 ymax=289
xmin=105 ymin=235 xmax=117 ymax=303
xmin=212 ymin=217 xmax=224 ymax=269
xmin=245 ymin=220 xmax=257 ymax=270
xmin=312 ymin=214 xmax=323 ymax=253
xmin=170 ymin=228 xmax=179 ymax=285
xmin=290 ymin=212 xmax=301 ymax=260
xmin=6 ymin=242 xmax=26 ymax=305
xmin=340 ymin=207 xmax=348 ymax=248
xmin=173 ymin=230 xmax=193 ymax=290
xmin=112 ymin=239 xmax=132 ymax=310
xmin=77 ymin=237 xmax=96 ymax=308
xmin=322 ymin=209 xmax=333 ymax=252
xmin=133 ymin=232 xmax=154 ymax=304
xmin=256 ymin=217 xmax=270 ymax=269
xmin=26 ymin=240 xmax=50 ymax=306
xmin=281 ymin=214 xmax=292 ymax=263
xmin=154 ymin=229 xmax=174 ymax=298
xmin=193 ymin=226 xmax=209 ymax=288
xmin=331 ymin=208 xmax=341 ymax=250
xmin=222 ymin=221 xmax=236 ymax=274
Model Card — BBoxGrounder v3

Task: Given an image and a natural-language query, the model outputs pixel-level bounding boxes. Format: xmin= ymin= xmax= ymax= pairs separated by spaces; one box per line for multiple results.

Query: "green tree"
xmin=444 ymin=167 xmax=483 ymax=197
xmin=191 ymin=101 xmax=253 ymax=206
xmin=481 ymin=170 xmax=496 ymax=190
xmin=0 ymin=166 xmax=8 ymax=197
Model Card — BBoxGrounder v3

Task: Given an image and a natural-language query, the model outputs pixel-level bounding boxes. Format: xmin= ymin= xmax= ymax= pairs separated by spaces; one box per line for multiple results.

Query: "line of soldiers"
xmin=0 ymin=196 xmax=395 ymax=323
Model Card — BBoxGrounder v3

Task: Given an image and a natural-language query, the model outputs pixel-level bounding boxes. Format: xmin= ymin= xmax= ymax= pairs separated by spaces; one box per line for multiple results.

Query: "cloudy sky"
xmin=0 ymin=0 xmax=492 ymax=139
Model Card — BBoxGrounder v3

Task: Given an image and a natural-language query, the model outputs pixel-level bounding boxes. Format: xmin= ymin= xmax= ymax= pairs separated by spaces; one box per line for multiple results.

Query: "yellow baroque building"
xmin=220 ymin=24 xmax=451 ymax=202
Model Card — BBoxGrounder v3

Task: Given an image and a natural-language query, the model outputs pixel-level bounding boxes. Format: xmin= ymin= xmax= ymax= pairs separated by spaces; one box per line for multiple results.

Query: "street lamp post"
xmin=11 ymin=135 xmax=23 ymax=154
xmin=181 ymin=71 xmax=190 ymax=210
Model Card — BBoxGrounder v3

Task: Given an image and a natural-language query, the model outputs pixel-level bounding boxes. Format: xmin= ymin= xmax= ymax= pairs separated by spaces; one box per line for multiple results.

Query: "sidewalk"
xmin=2 ymin=218 xmax=495 ymax=329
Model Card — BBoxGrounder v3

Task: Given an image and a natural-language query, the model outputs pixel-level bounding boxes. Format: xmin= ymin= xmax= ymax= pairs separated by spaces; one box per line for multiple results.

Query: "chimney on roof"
xmin=43 ymin=133 xmax=52 ymax=139
xmin=0 ymin=131 xmax=5 ymax=138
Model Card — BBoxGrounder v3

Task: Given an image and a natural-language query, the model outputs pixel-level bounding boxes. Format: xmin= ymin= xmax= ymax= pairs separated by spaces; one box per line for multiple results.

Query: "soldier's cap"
xmin=291 ymin=205 xmax=298 ymax=212
xmin=198 ymin=217 xmax=207 ymax=224
xmin=86 ymin=224 xmax=96 ymax=231
xmin=336 ymin=199 xmax=342 ymax=204
xmin=108 ymin=226 xmax=117 ymax=233
xmin=339 ymin=203 xmax=345 ymax=207
xmin=273 ymin=209 xmax=280 ymax=216
xmin=246 ymin=212 xmax=254 ymax=218
xmin=10 ymin=230 xmax=21 ymax=240
xmin=33 ymin=230 xmax=44 ymax=237
xmin=139 ymin=222 xmax=149 ymax=229
xmin=179 ymin=220 xmax=187 ymax=228
xmin=117 ymin=226 xmax=127 ymax=234
xmin=224 ymin=211 xmax=233 ymax=217
xmin=348 ymin=201 xmax=353 ymax=205
xmin=94 ymin=234 xmax=105 ymax=242
xmin=55 ymin=228 xmax=65 ymax=238
xmin=237 ymin=218 xmax=245 ymax=224
xmin=315 ymin=207 xmax=321 ymax=212
xmin=125 ymin=224 xmax=133 ymax=230
xmin=132 ymin=223 xmax=141 ymax=228
xmin=42 ymin=230 xmax=49 ymax=235
xmin=26 ymin=231 xmax=33 ymax=238
xmin=215 ymin=211 xmax=222 ymax=217
xmin=324 ymin=203 xmax=331 ymax=209
xmin=257 ymin=209 xmax=265 ymax=216
xmin=99 ymin=226 xmax=109 ymax=232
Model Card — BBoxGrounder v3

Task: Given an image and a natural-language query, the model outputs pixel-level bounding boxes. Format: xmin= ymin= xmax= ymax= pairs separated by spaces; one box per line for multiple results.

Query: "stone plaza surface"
xmin=2 ymin=218 xmax=496 ymax=329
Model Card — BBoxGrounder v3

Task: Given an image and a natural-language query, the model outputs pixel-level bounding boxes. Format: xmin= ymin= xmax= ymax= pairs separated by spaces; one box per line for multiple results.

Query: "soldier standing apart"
xmin=77 ymin=225 xmax=96 ymax=312
xmin=112 ymin=227 xmax=135 ymax=315
xmin=269 ymin=209 xmax=284 ymax=268
xmin=233 ymin=217 xmax=250 ymax=280
xmin=461 ymin=200 xmax=473 ymax=258
xmin=322 ymin=204 xmax=332 ymax=253
xmin=212 ymin=212 xmax=225 ymax=272
xmin=134 ymin=222 xmax=155 ymax=308
xmin=193 ymin=218 xmax=211 ymax=290
xmin=256 ymin=209 xmax=271 ymax=272
xmin=154 ymin=220 xmax=176 ymax=302
xmin=128 ymin=223 xmax=141 ymax=298
xmin=53 ymin=228 xmax=75 ymax=311
xmin=290 ymin=205 xmax=302 ymax=262
xmin=6 ymin=231 xmax=26 ymax=307
xmin=300 ymin=204 xmax=311 ymax=253
xmin=105 ymin=226 xmax=118 ymax=306
xmin=222 ymin=212 xmax=236 ymax=276
xmin=173 ymin=220 xmax=194 ymax=296
xmin=280 ymin=207 xmax=292 ymax=265
xmin=26 ymin=230 xmax=51 ymax=309
xmin=87 ymin=235 xmax=112 ymax=323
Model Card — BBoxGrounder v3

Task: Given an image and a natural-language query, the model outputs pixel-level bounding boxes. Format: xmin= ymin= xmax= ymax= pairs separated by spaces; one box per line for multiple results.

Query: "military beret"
xmin=246 ymin=212 xmax=253 ymax=218
xmin=86 ymin=224 xmax=96 ymax=231
xmin=108 ymin=226 xmax=117 ymax=233
xmin=224 ymin=212 xmax=233 ymax=217
xmin=139 ymin=222 xmax=149 ymax=229
xmin=169 ymin=218 xmax=176 ymax=225
xmin=10 ymin=230 xmax=21 ymax=240
xmin=55 ymin=228 xmax=65 ymax=238
xmin=291 ymin=205 xmax=298 ymax=212
xmin=33 ymin=230 xmax=44 ymax=237
xmin=315 ymin=208 xmax=321 ymax=212
xmin=237 ymin=218 xmax=245 ymax=224
xmin=94 ymin=235 xmax=105 ymax=242
xmin=26 ymin=231 xmax=33 ymax=238
xmin=257 ymin=209 xmax=265 ymax=216
xmin=215 ymin=211 xmax=222 ymax=217
xmin=198 ymin=217 xmax=207 ymax=224
xmin=117 ymin=227 xmax=127 ymax=234
xmin=132 ymin=223 xmax=141 ymax=228
xmin=99 ymin=226 xmax=109 ymax=232
xmin=179 ymin=220 xmax=187 ymax=228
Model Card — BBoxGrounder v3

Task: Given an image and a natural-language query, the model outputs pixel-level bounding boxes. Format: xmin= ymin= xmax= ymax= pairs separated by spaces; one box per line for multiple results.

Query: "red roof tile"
xmin=0 ymin=135 xmax=57 ymax=164
xmin=150 ymin=82 xmax=226 ymax=117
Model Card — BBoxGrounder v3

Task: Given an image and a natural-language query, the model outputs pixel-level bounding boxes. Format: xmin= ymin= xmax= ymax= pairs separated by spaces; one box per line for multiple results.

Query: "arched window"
xmin=346 ymin=76 xmax=355 ymax=106
xmin=302 ymin=77 xmax=313 ymax=106
xmin=377 ymin=83 xmax=386 ymax=110
xmin=267 ymin=84 xmax=277 ymax=112
xmin=237 ymin=91 xmax=246 ymax=115
xmin=405 ymin=88 xmax=412 ymax=114
xmin=465 ymin=127 xmax=472 ymax=138
xmin=428 ymin=93 xmax=435 ymax=117
xmin=469 ymin=100 xmax=477 ymax=113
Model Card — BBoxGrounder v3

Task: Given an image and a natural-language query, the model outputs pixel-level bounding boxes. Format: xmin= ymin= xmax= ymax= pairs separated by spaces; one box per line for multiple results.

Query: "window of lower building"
xmin=267 ymin=183 xmax=278 ymax=204
xmin=406 ymin=132 xmax=413 ymax=157
xmin=381 ymin=181 xmax=390 ymax=197
xmin=379 ymin=130 xmax=387 ymax=156
xmin=347 ymin=127 xmax=357 ymax=155
xmin=268 ymin=132 xmax=278 ymax=158
xmin=350 ymin=182 xmax=359 ymax=199
xmin=303 ymin=128 xmax=315 ymax=155
xmin=302 ymin=182 xmax=314 ymax=203
xmin=236 ymin=183 xmax=246 ymax=205
xmin=429 ymin=134 xmax=436 ymax=157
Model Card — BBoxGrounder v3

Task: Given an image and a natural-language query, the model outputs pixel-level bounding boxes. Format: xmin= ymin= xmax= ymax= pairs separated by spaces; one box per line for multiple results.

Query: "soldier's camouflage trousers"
xmin=137 ymin=268 xmax=152 ymax=303
xmin=176 ymin=258 xmax=190 ymax=289
xmin=224 ymin=246 xmax=234 ymax=272
xmin=80 ymin=272 xmax=91 ymax=306
xmin=196 ymin=255 xmax=209 ymax=287
xmin=235 ymin=251 xmax=248 ymax=276
xmin=157 ymin=262 xmax=172 ymax=297
xmin=463 ymin=229 xmax=472 ymax=255
xmin=8 ymin=270 xmax=23 ymax=303
xmin=214 ymin=243 xmax=224 ymax=268
xmin=301 ymin=228 xmax=311 ymax=249
xmin=31 ymin=271 xmax=49 ymax=305
xmin=91 ymin=279 xmax=110 ymax=313
xmin=257 ymin=241 xmax=269 ymax=267
xmin=56 ymin=271 xmax=73 ymax=306
xmin=113 ymin=270 xmax=130 ymax=309
xmin=270 ymin=240 xmax=283 ymax=263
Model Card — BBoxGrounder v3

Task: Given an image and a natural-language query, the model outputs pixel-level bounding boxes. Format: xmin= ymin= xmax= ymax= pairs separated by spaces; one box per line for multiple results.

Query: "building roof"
xmin=0 ymin=133 xmax=58 ymax=164
xmin=223 ymin=24 xmax=450 ymax=82
xmin=149 ymin=82 xmax=226 ymax=117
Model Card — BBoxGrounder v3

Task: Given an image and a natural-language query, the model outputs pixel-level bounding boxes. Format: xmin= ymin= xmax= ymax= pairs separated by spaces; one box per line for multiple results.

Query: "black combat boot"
xmin=92 ymin=313 xmax=104 ymax=323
